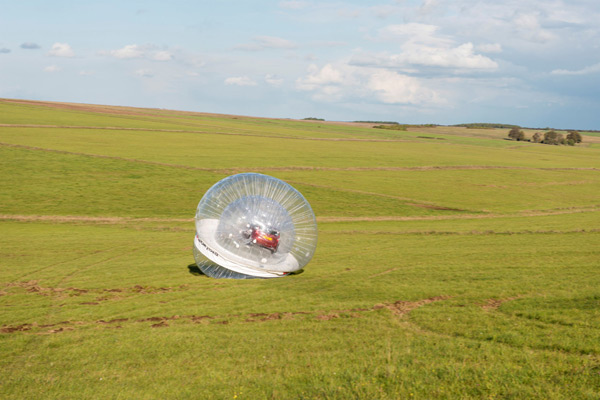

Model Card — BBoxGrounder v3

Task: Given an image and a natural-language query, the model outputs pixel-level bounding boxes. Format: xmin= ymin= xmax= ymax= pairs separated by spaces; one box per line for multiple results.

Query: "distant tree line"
xmin=356 ymin=120 xmax=400 ymax=124
xmin=303 ymin=117 xmax=325 ymax=121
xmin=457 ymin=123 xmax=521 ymax=129
xmin=508 ymin=127 xmax=583 ymax=146
xmin=373 ymin=124 xmax=407 ymax=131
xmin=372 ymin=123 xmax=438 ymax=131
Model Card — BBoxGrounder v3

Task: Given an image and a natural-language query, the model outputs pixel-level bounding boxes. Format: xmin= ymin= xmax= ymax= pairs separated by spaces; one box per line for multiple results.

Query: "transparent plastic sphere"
xmin=193 ymin=173 xmax=317 ymax=279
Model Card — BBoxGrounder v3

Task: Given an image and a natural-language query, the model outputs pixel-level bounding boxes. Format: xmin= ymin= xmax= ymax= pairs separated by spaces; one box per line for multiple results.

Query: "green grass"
xmin=1 ymin=99 xmax=599 ymax=399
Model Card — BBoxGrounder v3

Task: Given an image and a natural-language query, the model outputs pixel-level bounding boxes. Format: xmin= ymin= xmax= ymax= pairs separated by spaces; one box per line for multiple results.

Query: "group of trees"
xmin=508 ymin=127 xmax=583 ymax=146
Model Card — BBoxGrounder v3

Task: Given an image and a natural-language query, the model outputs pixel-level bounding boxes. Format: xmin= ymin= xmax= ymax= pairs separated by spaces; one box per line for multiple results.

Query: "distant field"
xmin=1 ymin=98 xmax=599 ymax=399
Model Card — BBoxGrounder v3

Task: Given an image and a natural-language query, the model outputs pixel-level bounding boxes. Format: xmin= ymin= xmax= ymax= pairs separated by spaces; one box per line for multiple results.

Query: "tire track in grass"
xmin=410 ymin=298 xmax=600 ymax=357
xmin=378 ymin=295 xmax=600 ymax=360
xmin=39 ymin=245 xmax=150 ymax=328
xmin=53 ymin=244 xmax=146 ymax=287
xmin=0 ymin=296 xmax=451 ymax=334
xmin=481 ymin=296 xmax=600 ymax=330
xmin=38 ymin=236 xmax=183 ymax=330
xmin=48 ymin=235 xmax=184 ymax=295
xmin=404 ymin=317 xmax=600 ymax=359
xmin=6 ymin=249 xmax=119 ymax=284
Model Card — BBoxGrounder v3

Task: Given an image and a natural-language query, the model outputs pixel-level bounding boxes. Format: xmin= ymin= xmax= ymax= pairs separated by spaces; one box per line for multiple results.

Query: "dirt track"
xmin=1 ymin=204 xmax=598 ymax=226
xmin=0 ymin=289 xmax=450 ymax=334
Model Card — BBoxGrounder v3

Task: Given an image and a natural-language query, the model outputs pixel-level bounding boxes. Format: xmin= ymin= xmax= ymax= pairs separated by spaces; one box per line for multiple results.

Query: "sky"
xmin=1 ymin=0 xmax=600 ymax=129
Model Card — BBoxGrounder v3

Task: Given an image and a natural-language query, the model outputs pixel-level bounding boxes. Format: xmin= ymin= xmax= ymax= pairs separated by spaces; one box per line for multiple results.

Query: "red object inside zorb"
xmin=245 ymin=223 xmax=280 ymax=253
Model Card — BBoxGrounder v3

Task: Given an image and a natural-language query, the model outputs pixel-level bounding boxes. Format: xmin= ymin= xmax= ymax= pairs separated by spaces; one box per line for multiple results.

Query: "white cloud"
xmin=79 ymin=70 xmax=94 ymax=76
xmin=296 ymin=64 xmax=345 ymax=90
xmin=0 ymin=48 xmax=10 ymax=54
xmin=48 ymin=42 xmax=74 ymax=58
xmin=225 ymin=76 xmax=257 ymax=86
xmin=235 ymin=36 xmax=297 ymax=51
xmin=398 ymin=42 xmax=498 ymax=69
xmin=265 ymin=74 xmax=284 ymax=86
xmin=296 ymin=63 xmax=440 ymax=105
xmin=366 ymin=24 xmax=498 ymax=71
xmin=103 ymin=44 xmax=173 ymax=61
xmin=110 ymin=44 xmax=144 ymax=59
xmin=552 ymin=63 xmax=600 ymax=76
xmin=44 ymin=65 xmax=61 ymax=72
xmin=368 ymin=69 xmax=438 ymax=104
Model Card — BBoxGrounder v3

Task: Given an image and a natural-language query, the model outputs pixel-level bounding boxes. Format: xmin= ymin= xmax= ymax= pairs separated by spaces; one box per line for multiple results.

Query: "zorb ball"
xmin=193 ymin=173 xmax=318 ymax=279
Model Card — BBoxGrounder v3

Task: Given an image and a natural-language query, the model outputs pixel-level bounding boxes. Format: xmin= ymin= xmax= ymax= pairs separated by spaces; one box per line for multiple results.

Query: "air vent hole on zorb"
xmin=193 ymin=173 xmax=318 ymax=279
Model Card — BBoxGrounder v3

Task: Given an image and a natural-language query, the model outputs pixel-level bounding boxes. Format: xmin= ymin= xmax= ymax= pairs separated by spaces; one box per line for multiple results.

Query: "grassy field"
xmin=1 ymin=98 xmax=599 ymax=399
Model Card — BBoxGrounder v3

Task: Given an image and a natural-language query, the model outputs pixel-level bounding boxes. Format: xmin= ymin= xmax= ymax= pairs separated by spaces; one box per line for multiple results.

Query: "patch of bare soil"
xmin=5 ymin=281 xmax=89 ymax=297
xmin=97 ymin=318 xmax=129 ymax=324
xmin=138 ymin=315 xmax=181 ymax=323
xmin=0 ymin=324 xmax=34 ymax=333
xmin=244 ymin=312 xmax=300 ymax=322
xmin=0 ymin=320 xmax=80 ymax=335
xmin=374 ymin=296 xmax=451 ymax=317
xmin=190 ymin=315 xmax=214 ymax=323
xmin=40 ymin=327 xmax=74 ymax=335
xmin=2 ymin=281 xmax=185 ymax=305
xmin=481 ymin=296 xmax=521 ymax=311
xmin=315 ymin=313 xmax=340 ymax=321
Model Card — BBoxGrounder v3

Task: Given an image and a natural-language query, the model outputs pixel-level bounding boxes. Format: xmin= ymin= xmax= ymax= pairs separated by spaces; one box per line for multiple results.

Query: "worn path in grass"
xmin=2 ymin=205 xmax=600 ymax=224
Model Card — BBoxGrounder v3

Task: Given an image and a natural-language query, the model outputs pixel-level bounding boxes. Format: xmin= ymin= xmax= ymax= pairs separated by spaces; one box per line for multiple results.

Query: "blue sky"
xmin=1 ymin=0 xmax=600 ymax=129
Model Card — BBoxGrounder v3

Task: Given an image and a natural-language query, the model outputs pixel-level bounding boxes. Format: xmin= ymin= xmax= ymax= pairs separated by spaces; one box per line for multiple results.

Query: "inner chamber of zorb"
xmin=194 ymin=173 xmax=317 ymax=275
xmin=216 ymin=196 xmax=295 ymax=264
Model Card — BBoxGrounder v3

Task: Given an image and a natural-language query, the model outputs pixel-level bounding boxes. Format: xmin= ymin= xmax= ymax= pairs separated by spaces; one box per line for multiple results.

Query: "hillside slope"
xmin=1 ymin=99 xmax=599 ymax=399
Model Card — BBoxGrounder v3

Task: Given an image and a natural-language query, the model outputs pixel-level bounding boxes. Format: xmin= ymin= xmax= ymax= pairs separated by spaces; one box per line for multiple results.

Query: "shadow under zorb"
xmin=193 ymin=173 xmax=318 ymax=279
